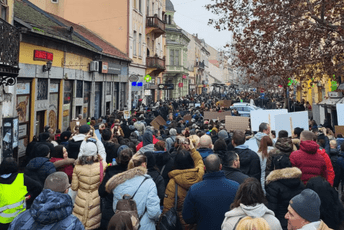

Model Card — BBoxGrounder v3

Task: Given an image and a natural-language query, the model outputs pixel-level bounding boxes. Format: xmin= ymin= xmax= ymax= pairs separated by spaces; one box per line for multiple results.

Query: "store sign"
xmin=99 ymin=61 xmax=121 ymax=74
xmin=178 ymin=83 xmax=183 ymax=87
xmin=34 ymin=50 xmax=53 ymax=61
xmin=129 ymin=75 xmax=140 ymax=82
xmin=158 ymin=84 xmax=174 ymax=90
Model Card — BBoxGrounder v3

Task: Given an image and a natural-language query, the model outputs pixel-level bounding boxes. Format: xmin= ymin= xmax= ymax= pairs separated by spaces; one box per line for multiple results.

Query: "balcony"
xmin=0 ymin=18 xmax=20 ymax=86
xmin=146 ymin=55 xmax=165 ymax=76
xmin=146 ymin=15 xmax=165 ymax=37
xmin=195 ymin=60 xmax=205 ymax=70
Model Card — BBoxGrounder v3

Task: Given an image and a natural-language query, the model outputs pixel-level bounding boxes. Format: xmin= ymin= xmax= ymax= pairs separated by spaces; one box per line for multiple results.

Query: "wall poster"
xmin=16 ymin=95 xmax=30 ymax=123
xmin=49 ymin=93 xmax=59 ymax=133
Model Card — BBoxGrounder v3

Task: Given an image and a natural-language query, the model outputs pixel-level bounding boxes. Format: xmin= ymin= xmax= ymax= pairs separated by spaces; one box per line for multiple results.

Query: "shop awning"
xmin=318 ymin=98 xmax=341 ymax=106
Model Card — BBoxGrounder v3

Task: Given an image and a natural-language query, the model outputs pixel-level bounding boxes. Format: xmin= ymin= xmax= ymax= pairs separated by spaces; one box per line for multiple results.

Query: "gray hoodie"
xmin=221 ymin=203 xmax=282 ymax=230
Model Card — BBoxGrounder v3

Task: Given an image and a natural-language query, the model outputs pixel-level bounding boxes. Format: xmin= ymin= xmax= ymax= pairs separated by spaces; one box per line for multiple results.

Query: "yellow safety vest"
xmin=0 ymin=173 xmax=28 ymax=224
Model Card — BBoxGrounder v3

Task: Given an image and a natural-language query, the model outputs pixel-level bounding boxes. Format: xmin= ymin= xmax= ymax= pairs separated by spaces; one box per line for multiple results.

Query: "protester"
xmin=285 ymin=189 xmax=332 ymax=230
xmin=77 ymin=126 xmax=107 ymax=161
xmin=165 ymin=128 xmax=177 ymax=152
xmin=67 ymin=124 xmax=91 ymax=159
xmin=105 ymin=153 xmax=161 ymax=230
xmin=72 ymin=141 xmax=106 ymax=230
xmin=232 ymin=130 xmax=261 ymax=181
xmin=222 ymin=151 xmax=249 ymax=184
xmin=107 ymin=212 xmax=134 ymax=230
xmin=213 ymin=139 xmax=228 ymax=162
xmin=221 ymin=177 xmax=282 ymax=230
xmin=50 ymin=145 xmax=75 ymax=182
xmin=247 ymin=122 xmax=272 ymax=152
xmin=8 ymin=172 xmax=84 ymax=230
xmin=289 ymin=131 xmax=327 ymax=184
xmin=334 ymin=142 xmax=344 ymax=190
xmin=257 ymin=136 xmax=273 ymax=193
xmin=137 ymin=131 xmax=155 ymax=154
xmin=102 ymin=128 xmax=120 ymax=164
xmin=218 ymin=129 xmax=234 ymax=151
xmin=316 ymin=135 xmax=335 ymax=186
xmin=183 ymin=154 xmax=239 ymax=230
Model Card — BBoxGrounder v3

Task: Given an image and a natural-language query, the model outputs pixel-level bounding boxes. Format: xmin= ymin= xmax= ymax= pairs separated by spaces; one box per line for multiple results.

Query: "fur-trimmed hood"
xmin=105 ymin=166 xmax=147 ymax=193
xmin=266 ymin=167 xmax=302 ymax=185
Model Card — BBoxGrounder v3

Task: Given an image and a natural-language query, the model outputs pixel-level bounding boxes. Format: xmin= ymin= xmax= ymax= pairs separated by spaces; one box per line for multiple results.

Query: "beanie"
xmin=218 ymin=130 xmax=229 ymax=140
xmin=79 ymin=124 xmax=91 ymax=134
xmin=80 ymin=142 xmax=98 ymax=157
xmin=290 ymin=189 xmax=321 ymax=222
xmin=169 ymin=128 xmax=177 ymax=136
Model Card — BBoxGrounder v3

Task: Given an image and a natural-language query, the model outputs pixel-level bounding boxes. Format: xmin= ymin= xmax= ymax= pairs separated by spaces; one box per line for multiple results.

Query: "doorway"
xmin=36 ymin=111 xmax=45 ymax=137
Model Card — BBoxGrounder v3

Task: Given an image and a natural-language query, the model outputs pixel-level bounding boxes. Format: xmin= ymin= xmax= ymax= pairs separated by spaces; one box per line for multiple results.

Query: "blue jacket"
xmin=182 ymin=171 xmax=239 ymax=230
xmin=197 ymin=148 xmax=214 ymax=160
xmin=24 ymin=157 xmax=56 ymax=187
xmin=106 ymin=166 xmax=161 ymax=230
xmin=8 ymin=189 xmax=84 ymax=230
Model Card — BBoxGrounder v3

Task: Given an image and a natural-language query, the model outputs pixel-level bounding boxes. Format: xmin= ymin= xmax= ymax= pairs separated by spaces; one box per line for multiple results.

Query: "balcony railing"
xmin=146 ymin=56 xmax=165 ymax=70
xmin=0 ymin=18 xmax=20 ymax=85
xmin=146 ymin=15 xmax=165 ymax=36
xmin=195 ymin=60 xmax=205 ymax=69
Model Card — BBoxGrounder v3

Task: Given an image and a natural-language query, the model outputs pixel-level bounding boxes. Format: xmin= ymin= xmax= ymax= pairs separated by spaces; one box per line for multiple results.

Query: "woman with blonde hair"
xmin=72 ymin=141 xmax=107 ymax=229
xmin=106 ymin=153 xmax=161 ymax=230
xmin=235 ymin=216 xmax=270 ymax=230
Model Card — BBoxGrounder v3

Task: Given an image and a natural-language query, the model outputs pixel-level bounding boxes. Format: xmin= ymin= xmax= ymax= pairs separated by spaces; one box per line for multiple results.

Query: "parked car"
xmin=230 ymin=103 xmax=262 ymax=117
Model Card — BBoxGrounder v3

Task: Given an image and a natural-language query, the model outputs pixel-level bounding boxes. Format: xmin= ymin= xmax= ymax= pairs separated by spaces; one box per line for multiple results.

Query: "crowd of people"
xmin=1 ymin=95 xmax=344 ymax=230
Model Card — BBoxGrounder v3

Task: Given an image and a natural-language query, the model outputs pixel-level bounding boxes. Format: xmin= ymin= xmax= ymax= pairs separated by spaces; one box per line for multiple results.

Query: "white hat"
xmin=81 ymin=142 xmax=98 ymax=157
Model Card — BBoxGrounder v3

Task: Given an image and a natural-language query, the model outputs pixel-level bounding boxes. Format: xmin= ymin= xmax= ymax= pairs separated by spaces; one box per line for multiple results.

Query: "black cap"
xmin=79 ymin=124 xmax=91 ymax=134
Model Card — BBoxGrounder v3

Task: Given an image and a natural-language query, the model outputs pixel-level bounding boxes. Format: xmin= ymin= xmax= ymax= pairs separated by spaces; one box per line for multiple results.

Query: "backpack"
xmin=114 ymin=177 xmax=148 ymax=229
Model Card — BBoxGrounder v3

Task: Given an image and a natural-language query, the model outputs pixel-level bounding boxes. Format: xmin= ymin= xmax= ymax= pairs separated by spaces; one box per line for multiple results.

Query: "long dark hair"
xmin=174 ymin=149 xmax=194 ymax=170
xmin=230 ymin=177 xmax=267 ymax=209
xmin=51 ymin=145 xmax=64 ymax=158
xmin=306 ymin=177 xmax=344 ymax=229
xmin=258 ymin=136 xmax=273 ymax=159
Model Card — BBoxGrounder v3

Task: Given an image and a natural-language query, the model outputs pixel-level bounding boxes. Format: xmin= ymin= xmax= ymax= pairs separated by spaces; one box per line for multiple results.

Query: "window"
xmin=37 ymin=79 xmax=48 ymax=100
xmin=168 ymin=15 xmax=171 ymax=24
xmin=139 ymin=33 xmax=142 ymax=57
xmin=152 ymin=2 xmax=154 ymax=15
xmin=174 ymin=50 xmax=179 ymax=66
xmin=147 ymin=0 xmax=149 ymax=16
xmin=133 ymin=0 xmax=137 ymax=10
xmin=139 ymin=0 xmax=142 ymax=13
xmin=133 ymin=31 xmax=137 ymax=56
xmin=170 ymin=50 xmax=174 ymax=66
xmin=158 ymin=8 xmax=160 ymax=18
xmin=1 ymin=0 xmax=8 ymax=21
xmin=76 ymin=80 xmax=83 ymax=98
xmin=106 ymin=82 xmax=111 ymax=95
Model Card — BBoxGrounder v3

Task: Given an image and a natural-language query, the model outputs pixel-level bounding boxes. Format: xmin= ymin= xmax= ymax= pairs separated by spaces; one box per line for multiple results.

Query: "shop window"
xmin=37 ymin=79 xmax=48 ymax=100
xmin=133 ymin=31 xmax=137 ymax=56
xmin=106 ymin=82 xmax=111 ymax=95
xmin=76 ymin=80 xmax=83 ymax=98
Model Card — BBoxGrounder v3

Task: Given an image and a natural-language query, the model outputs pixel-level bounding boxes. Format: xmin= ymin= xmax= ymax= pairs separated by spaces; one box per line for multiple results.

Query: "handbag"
xmin=158 ymin=183 xmax=182 ymax=230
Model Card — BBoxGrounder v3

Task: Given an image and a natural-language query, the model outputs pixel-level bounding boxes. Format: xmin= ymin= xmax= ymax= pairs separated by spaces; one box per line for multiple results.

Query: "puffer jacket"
xmin=265 ymin=167 xmax=305 ymax=230
xmin=163 ymin=148 xmax=205 ymax=229
xmin=317 ymin=148 xmax=335 ymax=186
xmin=24 ymin=157 xmax=56 ymax=187
xmin=221 ymin=203 xmax=282 ymax=230
xmin=8 ymin=189 xmax=84 ymax=230
xmin=234 ymin=144 xmax=261 ymax=181
xmin=290 ymin=141 xmax=328 ymax=184
xmin=72 ymin=161 xmax=106 ymax=230
xmin=105 ymin=167 xmax=161 ymax=230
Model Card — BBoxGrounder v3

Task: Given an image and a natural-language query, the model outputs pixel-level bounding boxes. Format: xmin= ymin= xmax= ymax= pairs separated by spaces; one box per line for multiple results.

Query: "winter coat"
xmin=222 ymin=166 xmax=249 ymax=185
xmin=105 ymin=167 xmax=161 ymax=230
xmin=297 ymin=220 xmax=332 ymax=230
xmin=155 ymin=150 xmax=176 ymax=188
xmin=334 ymin=152 xmax=344 ymax=188
xmin=163 ymin=148 xmax=205 ymax=228
xmin=336 ymin=138 xmax=344 ymax=152
xmin=24 ymin=157 xmax=56 ymax=188
xmin=134 ymin=121 xmax=145 ymax=136
xmin=234 ymin=145 xmax=261 ymax=181
xmin=182 ymin=171 xmax=239 ymax=230
xmin=98 ymin=164 xmax=127 ymax=230
xmin=317 ymin=148 xmax=335 ymax=186
xmin=265 ymin=167 xmax=305 ymax=230
xmin=147 ymin=170 xmax=165 ymax=205
xmin=211 ymin=134 xmax=219 ymax=146
xmin=290 ymin=141 xmax=328 ymax=184
xmin=72 ymin=161 xmax=106 ymax=229
xmin=136 ymin=136 xmax=159 ymax=152
xmin=102 ymin=141 xmax=120 ymax=164
xmin=165 ymin=135 xmax=177 ymax=153
xmin=78 ymin=139 xmax=106 ymax=162
xmin=50 ymin=157 xmax=74 ymax=182
xmin=197 ymin=148 xmax=214 ymax=160
xmin=67 ymin=134 xmax=86 ymax=159
xmin=221 ymin=203 xmax=283 ymax=230
xmin=8 ymin=189 xmax=84 ymax=230
xmin=137 ymin=144 xmax=155 ymax=154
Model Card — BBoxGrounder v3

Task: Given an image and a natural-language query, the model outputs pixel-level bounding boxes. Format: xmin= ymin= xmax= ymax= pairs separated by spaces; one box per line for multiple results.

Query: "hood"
xmin=235 ymin=144 xmax=249 ymax=150
xmin=299 ymin=140 xmax=318 ymax=154
xmin=225 ymin=203 xmax=274 ymax=218
xmin=106 ymin=166 xmax=147 ymax=193
xmin=39 ymin=132 xmax=50 ymax=142
xmin=26 ymin=157 xmax=50 ymax=171
xmin=72 ymin=134 xmax=86 ymax=142
xmin=254 ymin=132 xmax=268 ymax=147
xmin=275 ymin=137 xmax=293 ymax=153
xmin=139 ymin=144 xmax=154 ymax=153
xmin=329 ymin=148 xmax=339 ymax=156
xmin=142 ymin=131 xmax=153 ymax=146
xmin=197 ymin=148 xmax=214 ymax=158
xmin=168 ymin=167 xmax=202 ymax=190
xmin=30 ymin=189 xmax=73 ymax=225
xmin=266 ymin=167 xmax=302 ymax=185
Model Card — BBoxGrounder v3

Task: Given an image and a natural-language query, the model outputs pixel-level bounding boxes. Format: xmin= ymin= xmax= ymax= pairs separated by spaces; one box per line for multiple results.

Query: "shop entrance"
xmin=36 ymin=111 xmax=45 ymax=137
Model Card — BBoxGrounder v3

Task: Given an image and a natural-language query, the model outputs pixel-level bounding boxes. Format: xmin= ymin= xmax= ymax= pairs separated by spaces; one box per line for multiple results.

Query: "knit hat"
xmin=79 ymin=124 xmax=91 ymax=134
xmin=218 ymin=130 xmax=229 ymax=140
xmin=117 ymin=145 xmax=129 ymax=156
xmin=169 ymin=128 xmax=177 ymax=136
xmin=198 ymin=135 xmax=212 ymax=148
xmin=34 ymin=144 xmax=50 ymax=157
xmin=44 ymin=172 xmax=70 ymax=193
xmin=290 ymin=189 xmax=321 ymax=222
xmin=81 ymin=142 xmax=98 ymax=157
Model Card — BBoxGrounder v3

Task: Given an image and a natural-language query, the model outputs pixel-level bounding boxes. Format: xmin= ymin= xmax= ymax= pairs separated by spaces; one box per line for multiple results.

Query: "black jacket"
xmin=265 ymin=167 xmax=305 ymax=230
xmin=147 ymin=169 xmax=165 ymax=206
xmin=155 ymin=150 xmax=176 ymax=188
xmin=98 ymin=164 xmax=128 ymax=230
xmin=66 ymin=135 xmax=85 ymax=160
xmin=102 ymin=141 xmax=120 ymax=164
xmin=234 ymin=147 xmax=261 ymax=181
xmin=222 ymin=166 xmax=249 ymax=184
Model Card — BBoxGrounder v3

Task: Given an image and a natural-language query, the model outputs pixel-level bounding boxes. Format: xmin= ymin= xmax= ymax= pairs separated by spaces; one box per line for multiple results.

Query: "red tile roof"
xmin=50 ymin=14 xmax=131 ymax=62
xmin=209 ymin=60 xmax=220 ymax=67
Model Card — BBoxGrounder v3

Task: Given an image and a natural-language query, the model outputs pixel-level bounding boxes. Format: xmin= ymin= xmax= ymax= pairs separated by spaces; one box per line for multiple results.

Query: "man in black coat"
xmin=66 ymin=125 xmax=90 ymax=159
xmin=222 ymin=151 xmax=249 ymax=184
xmin=101 ymin=129 xmax=120 ymax=164
xmin=232 ymin=130 xmax=261 ymax=181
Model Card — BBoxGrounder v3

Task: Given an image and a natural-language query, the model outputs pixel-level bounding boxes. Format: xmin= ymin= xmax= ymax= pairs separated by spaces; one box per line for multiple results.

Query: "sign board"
xmin=158 ymin=84 xmax=174 ymax=90
xmin=150 ymin=115 xmax=166 ymax=130
xmin=129 ymin=75 xmax=140 ymax=82
xmin=204 ymin=111 xmax=232 ymax=121
xmin=216 ymin=100 xmax=232 ymax=108
xmin=335 ymin=126 xmax=344 ymax=137
xmin=195 ymin=103 xmax=201 ymax=107
xmin=336 ymin=104 xmax=344 ymax=126
xmin=145 ymin=90 xmax=151 ymax=96
xmin=183 ymin=114 xmax=192 ymax=122
xmin=250 ymin=109 xmax=288 ymax=131
xmin=225 ymin=116 xmax=250 ymax=131
xmin=99 ymin=61 xmax=121 ymax=74
xmin=123 ymin=110 xmax=130 ymax=119
xmin=274 ymin=111 xmax=308 ymax=137
xmin=70 ymin=118 xmax=87 ymax=132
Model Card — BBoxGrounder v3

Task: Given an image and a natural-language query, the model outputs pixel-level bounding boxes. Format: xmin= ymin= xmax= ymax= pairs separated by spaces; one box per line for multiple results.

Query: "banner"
xmin=225 ymin=116 xmax=250 ymax=131
xmin=70 ymin=118 xmax=87 ymax=132
xmin=274 ymin=111 xmax=308 ymax=137
xmin=216 ymin=100 xmax=232 ymax=108
xmin=335 ymin=126 xmax=344 ymax=137
xmin=337 ymin=104 xmax=344 ymax=126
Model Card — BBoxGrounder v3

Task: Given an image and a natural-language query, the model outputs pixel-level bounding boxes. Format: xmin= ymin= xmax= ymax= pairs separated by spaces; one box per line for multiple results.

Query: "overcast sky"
xmin=171 ymin=0 xmax=233 ymax=50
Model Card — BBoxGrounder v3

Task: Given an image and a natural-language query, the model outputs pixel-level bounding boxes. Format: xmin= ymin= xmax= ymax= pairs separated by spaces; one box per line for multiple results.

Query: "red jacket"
xmin=290 ymin=140 xmax=327 ymax=184
xmin=317 ymin=149 xmax=335 ymax=186
xmin=136 ymin=135 xmax=159 ymax=151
